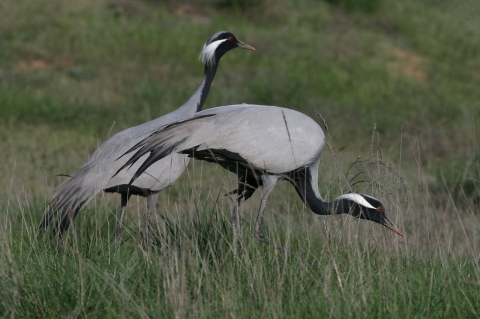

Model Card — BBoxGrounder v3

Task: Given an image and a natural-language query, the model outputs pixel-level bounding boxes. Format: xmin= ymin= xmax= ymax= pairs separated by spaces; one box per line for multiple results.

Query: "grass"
xmin=1 ymin=0 xmax=480 ymax=317
xmin=1 ymin=188 xmax=479 ymax=318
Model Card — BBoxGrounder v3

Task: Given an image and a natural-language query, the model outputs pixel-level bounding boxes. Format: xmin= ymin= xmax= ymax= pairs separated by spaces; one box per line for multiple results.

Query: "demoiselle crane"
xmin=114 ymin=104 xmax=404 ymax=252
xmin=41 ymin=31 xmax=255 ymax=242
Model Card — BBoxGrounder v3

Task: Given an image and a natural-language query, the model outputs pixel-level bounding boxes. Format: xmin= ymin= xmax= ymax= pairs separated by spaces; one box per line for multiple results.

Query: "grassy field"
xmin=1 ymin=0 xmax=480 ymax=317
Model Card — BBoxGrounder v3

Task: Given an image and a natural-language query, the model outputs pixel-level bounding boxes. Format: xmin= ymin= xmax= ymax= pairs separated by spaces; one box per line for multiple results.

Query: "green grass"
xmin=1 ymin=196 xmax=479 ymax=318
xmin=1 ymin=0 xmax=480 ymax=317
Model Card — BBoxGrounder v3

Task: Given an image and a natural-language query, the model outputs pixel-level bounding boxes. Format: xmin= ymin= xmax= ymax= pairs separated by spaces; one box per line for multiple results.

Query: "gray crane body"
xmin=128 ymin=105 xmax=322 ymax=172
xmin=45 ymin=77 xmax=203 ymax=233
xmin=119 ymin=104 xmax=325 ymax=196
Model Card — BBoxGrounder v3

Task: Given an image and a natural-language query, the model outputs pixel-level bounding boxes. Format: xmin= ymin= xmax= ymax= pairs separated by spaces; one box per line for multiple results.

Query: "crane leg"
xmin=143 ymin=193 xmax=158 ymax=247
xmin=231 ymin=198 xmax=241 ymax=256
xmin=254 ymin=175 xmax=296 ymax=256
xmin=230 ymin=171 xmax=258 ymax=257
xmin=254 ymin=175 xmax=279 ymax=246
xmin=115 ymin=193 xmax=131 ymax=244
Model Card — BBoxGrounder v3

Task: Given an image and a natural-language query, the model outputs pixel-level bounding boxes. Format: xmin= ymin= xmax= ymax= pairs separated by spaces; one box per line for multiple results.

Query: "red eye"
xmin=377 ymin=206 xmax=383 ymax=213
xmin=228 ymin=36 xmax=234 ymax=41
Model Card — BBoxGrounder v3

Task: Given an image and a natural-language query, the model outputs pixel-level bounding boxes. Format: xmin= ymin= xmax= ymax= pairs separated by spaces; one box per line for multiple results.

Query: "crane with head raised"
xmin=41 ymin=32 xmax=255 ymax=243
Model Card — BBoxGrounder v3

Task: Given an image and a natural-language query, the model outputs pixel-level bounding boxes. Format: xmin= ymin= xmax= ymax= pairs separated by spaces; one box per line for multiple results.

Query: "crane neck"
xmin=178 ymin=62 xmax=219 ymax=115
xmin=290 ymin=165 xmax=345 ymax=216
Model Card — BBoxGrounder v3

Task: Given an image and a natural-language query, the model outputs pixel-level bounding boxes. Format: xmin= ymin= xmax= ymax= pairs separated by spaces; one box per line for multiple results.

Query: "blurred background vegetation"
xmin=1 ymin=0 xmax=479 ymax=200
xmin=1 ymin=0 xmax=480 ymax=317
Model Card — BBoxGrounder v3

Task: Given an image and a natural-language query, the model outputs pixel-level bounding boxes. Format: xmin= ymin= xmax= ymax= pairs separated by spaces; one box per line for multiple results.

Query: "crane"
xmin=41 ymin=31 xmax=255 ymax=243
xmin=114 ymin=104 xmax=404 ymax=252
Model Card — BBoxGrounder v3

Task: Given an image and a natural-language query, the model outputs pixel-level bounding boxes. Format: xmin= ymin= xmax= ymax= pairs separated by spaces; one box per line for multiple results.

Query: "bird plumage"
xmin=115 ymin=104 xmax=403 ymax=252
xmin=118 ymin=105 xmax=324 ymax=179
xmin=41 ymin=31 xmax=254 ymax=238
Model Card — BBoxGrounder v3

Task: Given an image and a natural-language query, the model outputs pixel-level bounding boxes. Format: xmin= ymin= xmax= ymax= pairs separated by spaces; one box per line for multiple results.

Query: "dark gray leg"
xmin=231 ymin=171 xmax=259 ymax=256
xmin=115 ymin=193 xmax=131 ymax=244
xmin=231 ymin=197 xmax=241 ymax=256
xmin=254 ymin=175 xmax=279 ymax=245
xmin=254 ymin=175 xmax=294 ymax=255
xmin=143 ymin=193 xmax=158 ymax=247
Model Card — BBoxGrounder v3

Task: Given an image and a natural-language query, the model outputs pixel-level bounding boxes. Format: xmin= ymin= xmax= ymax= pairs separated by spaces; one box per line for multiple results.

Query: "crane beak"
xmin=382 ymin=216 xmax=404 ymax=237
xmin=237 ymin=41 xmax=255 ymax=51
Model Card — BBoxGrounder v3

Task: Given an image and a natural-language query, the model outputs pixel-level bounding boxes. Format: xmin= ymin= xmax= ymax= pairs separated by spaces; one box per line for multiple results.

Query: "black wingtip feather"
xmin=117 ymin=114 xmax=216 ymax=163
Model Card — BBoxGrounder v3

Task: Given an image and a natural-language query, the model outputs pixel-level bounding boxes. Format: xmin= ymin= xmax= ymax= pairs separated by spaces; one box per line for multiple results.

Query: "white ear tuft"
xmin=335 ymin=193 xmax=376 ymax=209
xmin=199 ymin=39 xmax=228 ymax=66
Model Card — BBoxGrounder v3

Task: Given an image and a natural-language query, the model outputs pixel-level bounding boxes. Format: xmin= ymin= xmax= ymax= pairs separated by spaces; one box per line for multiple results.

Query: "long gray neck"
xmin=178 ymin=63 xmax=219 ymax=115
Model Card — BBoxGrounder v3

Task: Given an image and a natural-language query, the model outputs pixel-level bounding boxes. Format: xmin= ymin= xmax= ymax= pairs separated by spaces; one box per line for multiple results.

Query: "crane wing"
xmin=114 ymin=113 xmax=216 ymax=184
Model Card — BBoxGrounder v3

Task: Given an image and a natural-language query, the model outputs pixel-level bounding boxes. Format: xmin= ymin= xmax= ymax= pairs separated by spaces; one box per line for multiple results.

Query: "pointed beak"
xmin=237 ymin=41 xmax=255 ymax=51
xmin=383 ymin=216 xmax=404 ymax=237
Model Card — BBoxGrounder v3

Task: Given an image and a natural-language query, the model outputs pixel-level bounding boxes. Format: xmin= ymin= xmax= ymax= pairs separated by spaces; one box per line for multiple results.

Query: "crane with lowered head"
xmin=114 ymin=104 xmax=404 ymax=252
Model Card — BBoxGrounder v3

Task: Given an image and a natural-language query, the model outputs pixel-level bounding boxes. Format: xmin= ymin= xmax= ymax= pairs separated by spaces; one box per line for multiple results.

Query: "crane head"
xmin=335 ymin=193 xmax=404 ymax=237
xmin=199 ymin=31 xmax=255 ymax=66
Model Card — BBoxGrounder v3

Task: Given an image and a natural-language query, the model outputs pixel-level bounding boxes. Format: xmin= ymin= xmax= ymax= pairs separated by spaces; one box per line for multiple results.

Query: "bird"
xmin=114 ymin=104 xmax=404 ymax=252
xmin=41 ymin=31 xmax=255 ymax=242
